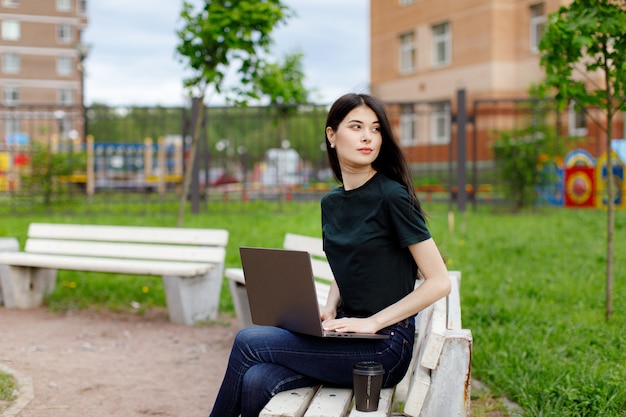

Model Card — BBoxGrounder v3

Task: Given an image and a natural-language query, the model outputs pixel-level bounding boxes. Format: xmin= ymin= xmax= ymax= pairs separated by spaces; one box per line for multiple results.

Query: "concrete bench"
xmin=225 ymin=233 xmax=472 ymax=417
xmin=0 ymin=223 xmax=229 ymax=325
xmin=0 ymin=237 xmax=19 ymax=305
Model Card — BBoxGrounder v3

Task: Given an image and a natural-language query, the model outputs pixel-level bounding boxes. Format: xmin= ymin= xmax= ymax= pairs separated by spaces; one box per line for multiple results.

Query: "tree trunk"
xmin=177 ymin=97 xmax=205 ymax=228
xmin=604 ymin=108 xmax=614 ymax=321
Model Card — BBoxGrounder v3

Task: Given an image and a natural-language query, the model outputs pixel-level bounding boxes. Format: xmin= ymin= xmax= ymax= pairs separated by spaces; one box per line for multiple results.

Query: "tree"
xmin=175 ymin=0 xmax=292 ymax=226
xmin=253 ymin=52 xmax=309 ymax=106
xmin=253 ymin=51 xmax=310 ymax=143
xmin=538 ymin=0 xmax=626 ymax=320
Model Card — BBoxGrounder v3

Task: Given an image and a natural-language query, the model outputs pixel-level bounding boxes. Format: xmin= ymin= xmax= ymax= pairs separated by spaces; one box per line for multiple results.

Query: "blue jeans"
xmin=208 ymin=317 xmax=415 ymax=417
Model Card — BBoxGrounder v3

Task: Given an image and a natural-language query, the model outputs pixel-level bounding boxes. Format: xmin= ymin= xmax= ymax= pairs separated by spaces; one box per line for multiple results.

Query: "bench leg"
xmin=0 ymin=266 xmax=57 ymax=309
xmin=418 ymin=329 xmax=472 ymax=417
xmin=162 ymin=266 xmax=223 ymax=325
xmin=227 ymin=278 xmax=253 ymax=328
xmin=0 ymin=237 xmax=19 ymax=306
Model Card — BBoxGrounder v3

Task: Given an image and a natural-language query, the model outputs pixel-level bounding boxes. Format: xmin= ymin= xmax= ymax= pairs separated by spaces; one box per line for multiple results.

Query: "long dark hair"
xmin=325 ymin=93 xmax=421 ymax=207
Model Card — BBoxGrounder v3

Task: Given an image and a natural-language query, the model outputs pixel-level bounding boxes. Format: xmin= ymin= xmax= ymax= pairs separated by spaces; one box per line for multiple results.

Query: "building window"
xmin=2 ymin=0 xmax=19 ymax=8
xmin=56 ymin=0 xmax=71 ymax=12
xmin=399 ymin=32 xmax=416 ymax=74
xmin=431 ymin=102 xmax=450 ymax=144
xmin=568 ymin=101 xmax=588 ymax=137
xmin=3 ymin=86 xmax=20 ymax=105
xmin=58 ymin=24 xmax=72 ymax=43
xmin=432 ymin=22 xmax=451 ymax=67
xmin=3 ymin=53 xmax=20 ymax=73
xmin=400 ymin=104 xmax=416 ymax=146
xmin=59 ymin=88 xmax=73 ymax=105
xmin=530 ymin=3 xmax=545 ymax=52
xmin=57 ymin=56 xmax=73 ymax=76
xmin=1 ymin=19 xmax=20 ymax=41
xmin=79 ymin=0 xmax=87 ymax=14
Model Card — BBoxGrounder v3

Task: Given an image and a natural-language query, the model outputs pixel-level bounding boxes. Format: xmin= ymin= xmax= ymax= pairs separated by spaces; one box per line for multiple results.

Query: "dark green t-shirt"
xmin=321 ymin=173 xmax=432 ymax=317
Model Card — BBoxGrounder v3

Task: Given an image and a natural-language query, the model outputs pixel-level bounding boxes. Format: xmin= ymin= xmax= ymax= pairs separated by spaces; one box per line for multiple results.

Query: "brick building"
xmin=369 ymin=0 xmax=622 ymax=169
xmin=0 ymin=0 xmax=88 ymax=142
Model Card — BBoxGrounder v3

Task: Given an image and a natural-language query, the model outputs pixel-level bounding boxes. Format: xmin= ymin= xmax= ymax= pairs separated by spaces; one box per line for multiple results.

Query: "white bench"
xmin=225 ymin=233 xmax=472 ymax=417
xmin=0 ymin=237 xmax=19 ymax=306
xmin=0 ymin=223 xmax=229 ymax=325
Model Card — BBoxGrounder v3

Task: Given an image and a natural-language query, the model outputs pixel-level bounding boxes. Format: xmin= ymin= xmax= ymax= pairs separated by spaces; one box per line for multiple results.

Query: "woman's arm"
xmin=322 ymin=238 xmax=451 ymax=334
xmin=320 ymin=280 xmax=341 ymax=321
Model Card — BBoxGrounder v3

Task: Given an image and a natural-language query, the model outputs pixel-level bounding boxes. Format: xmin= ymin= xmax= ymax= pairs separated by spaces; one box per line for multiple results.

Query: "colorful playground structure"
xmin=84 ymin=136 xmax=183 ymax=194
xmin=0 ymin=135 xmax=183 ymax=194
xmin=539 ymin=140 xmax=626 ymax=209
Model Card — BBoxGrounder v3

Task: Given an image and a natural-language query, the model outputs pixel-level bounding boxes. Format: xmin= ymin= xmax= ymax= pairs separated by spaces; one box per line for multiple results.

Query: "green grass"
xmin=1 ymin=201 xmax=625 ymax=416
xmin=437 ymin=206 xmax=626 ymax=417
xmin=0 ymin=370 xmax=17 ymax=407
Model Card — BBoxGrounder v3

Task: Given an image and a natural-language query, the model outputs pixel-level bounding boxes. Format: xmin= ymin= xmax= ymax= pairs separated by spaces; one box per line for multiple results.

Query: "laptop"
xmin=239 ymin=246 xmax=388 ymax=339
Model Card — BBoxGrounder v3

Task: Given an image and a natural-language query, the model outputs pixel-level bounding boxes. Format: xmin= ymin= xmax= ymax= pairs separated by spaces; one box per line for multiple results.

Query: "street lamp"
xmin=76 ymin=42 xmax=90 ymax=142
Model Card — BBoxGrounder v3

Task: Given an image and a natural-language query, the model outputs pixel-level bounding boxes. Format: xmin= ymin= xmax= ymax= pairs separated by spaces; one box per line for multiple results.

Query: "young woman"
xmin=208 ymin=93 xmax=450 ymax=417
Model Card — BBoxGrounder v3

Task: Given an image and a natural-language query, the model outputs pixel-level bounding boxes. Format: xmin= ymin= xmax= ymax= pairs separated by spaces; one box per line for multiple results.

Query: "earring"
xmin=330 ymin=143 xmax=335 ymax=148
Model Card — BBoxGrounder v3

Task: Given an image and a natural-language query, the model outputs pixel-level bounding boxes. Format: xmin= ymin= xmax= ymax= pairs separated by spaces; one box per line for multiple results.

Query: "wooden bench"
xmin=0 ymin=223 xmax=229 ymax=325
xmin=224 ymin=233 xmax=472 ymax=417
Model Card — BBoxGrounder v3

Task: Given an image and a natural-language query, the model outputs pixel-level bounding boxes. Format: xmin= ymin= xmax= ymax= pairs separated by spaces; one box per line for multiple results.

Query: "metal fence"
xmin=1 ymin=97 xmax=616 ymax=215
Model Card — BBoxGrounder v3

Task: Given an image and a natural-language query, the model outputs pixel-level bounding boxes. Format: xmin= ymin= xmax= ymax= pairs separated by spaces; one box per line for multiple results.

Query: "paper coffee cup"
xmin=352 ymin=361 xmax=384 ymax=412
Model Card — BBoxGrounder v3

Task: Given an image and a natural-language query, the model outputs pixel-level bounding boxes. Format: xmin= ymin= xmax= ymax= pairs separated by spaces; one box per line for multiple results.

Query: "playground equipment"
xmin=0 ymin=142 xmax=30 ymax=192
xmin=0 ymin=135 xmax=183 ymax=195
xmin=80 ymin=136 xmax=183 ymax=195
xmin=539 ymin=140 xmax=626 ymax=209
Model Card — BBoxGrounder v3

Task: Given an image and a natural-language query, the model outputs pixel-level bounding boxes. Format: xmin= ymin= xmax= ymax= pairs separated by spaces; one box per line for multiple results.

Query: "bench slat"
xmin=419 ymin=297 xmax=447 ymax=370
xmin=0 ymin=253 xmax=214 ymax=277
xmin=25 ymin=239 xmax=226 ymax=264
xmin=311 ymin=258 xmax=334 ymax=281
xmin=314 ymin=281 xmax=331 ymax=307
xmin=304 ymin=387 xmax=353 ymax=417
xmin=224 ymin=267 xmax=245 ymax=284
xmin=27 ymin=223 xmax=229 ymax=246
xmin=283 ymin=233 xmax=325 ymax=259
xmin=447 ymin=271 xmax=462 ymax=330
xmin=260 ymin=386 xmax=320 ymax=417
xmin=403 ymin=364 xmax=431 ymax=417
xmin=399 ymin=304 xmax=434 ymax=416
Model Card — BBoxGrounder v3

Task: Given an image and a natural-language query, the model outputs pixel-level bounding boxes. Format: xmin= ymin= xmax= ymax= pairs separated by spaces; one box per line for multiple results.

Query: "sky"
xmin=82 ymin=0 xmax=370 ymax=107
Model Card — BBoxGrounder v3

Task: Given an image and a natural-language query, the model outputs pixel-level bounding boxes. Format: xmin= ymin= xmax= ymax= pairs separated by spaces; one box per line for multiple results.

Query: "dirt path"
xmin=0 ymin=308 xmax=238 ymax=417
xmin=1 ymin=308 xmax=520 ymax=417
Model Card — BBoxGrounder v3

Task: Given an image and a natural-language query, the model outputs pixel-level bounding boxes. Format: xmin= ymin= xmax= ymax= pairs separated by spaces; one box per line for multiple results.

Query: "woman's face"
xmin=326 ymin=105 xmax=382 ymax=171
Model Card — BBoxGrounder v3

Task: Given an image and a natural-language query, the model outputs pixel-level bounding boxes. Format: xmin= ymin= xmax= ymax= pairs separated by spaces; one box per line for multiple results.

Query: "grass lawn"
xmin=0 ymin=370 xmax=17 ymax=411
xmin=1 ymin=201 xmax=624 ymax=416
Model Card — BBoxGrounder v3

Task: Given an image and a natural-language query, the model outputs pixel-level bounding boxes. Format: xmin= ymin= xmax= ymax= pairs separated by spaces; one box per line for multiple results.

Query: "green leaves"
xmin=176 ymin=0 xmax=292 ymax=100
xmin=491 ymin=101 xmax=565 ymax=211
xmin=539 ymin=0 xmax=626 ymax=114
xmin=252 ymin=52 xmax=309 ymax=105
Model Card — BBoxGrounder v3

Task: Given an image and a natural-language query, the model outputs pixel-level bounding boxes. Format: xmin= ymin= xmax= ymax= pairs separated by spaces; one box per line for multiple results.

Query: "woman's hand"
xmin=322 ymin=316 xmax=381 ymax=334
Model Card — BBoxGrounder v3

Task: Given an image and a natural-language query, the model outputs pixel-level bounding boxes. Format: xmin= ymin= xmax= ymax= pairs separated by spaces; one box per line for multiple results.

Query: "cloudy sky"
xmin=82 ymin=0 xmax=370 ymax=107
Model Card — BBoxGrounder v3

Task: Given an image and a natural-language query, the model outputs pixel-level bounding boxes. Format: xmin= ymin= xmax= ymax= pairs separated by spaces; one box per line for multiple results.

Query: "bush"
xmin=20 ymin=143 xmax=86 ymax=206
xmin=492 ymin=123 xmax=563 ymax=211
